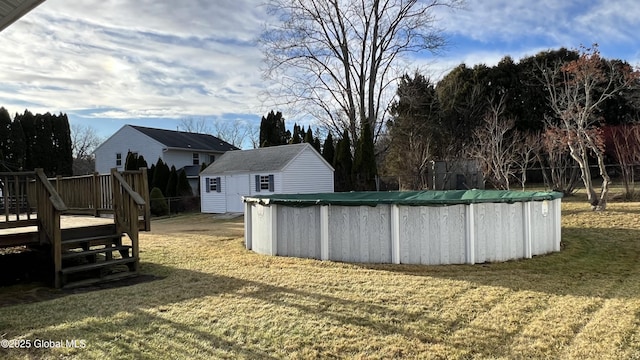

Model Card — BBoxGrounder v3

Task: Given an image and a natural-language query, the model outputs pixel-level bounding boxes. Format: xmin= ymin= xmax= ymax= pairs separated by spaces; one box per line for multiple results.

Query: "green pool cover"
xmin=244 ymin=190 xmax=563 ymax=207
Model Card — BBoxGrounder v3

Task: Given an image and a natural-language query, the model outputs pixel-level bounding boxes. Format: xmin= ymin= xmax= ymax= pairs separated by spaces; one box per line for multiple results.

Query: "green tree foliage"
xmin=165 ymin=165 xmax=178 ymax=198
xmin=0 ymin=107 xmax=11 ymax=167
xmin=125 ymin=152 xmax=139 ymax=170
xmin=259 ymin=110 xmax=289 ymax=147
xmin=334 ymin=129 xmax=353 ymax=192
xmin=176 ymin=169 xmax=193 ymax=196
xmin=290 ymin=123 xmax=303 ymax=144
xmin=1 ymin=110 xmax=73 ymax=175
xmin=149 ymin=187 xmax=169 ymax=216
xmin=137 ymin=155 xmax=148 ymax=169
xmin=313 ymin=136 xmax=321 ymax=153
xmin=386 ymin=72 xmax=441 ymax=189
xmin=152 ymin=158 xmax=170 ymax=195
xmin=321 ymin=132 xmax=335 ymax=165
xmin=353 ymin=122 xmax=377 ymax=191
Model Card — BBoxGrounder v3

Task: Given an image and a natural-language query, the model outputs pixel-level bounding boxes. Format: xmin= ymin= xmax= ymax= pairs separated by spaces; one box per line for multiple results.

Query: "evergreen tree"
xmin=200 ymin=162 xmax=208 ymax=172
xmin=137 ymin=155 xmax=148 ymax=169
xmin=259 ymin=110 xmax=289 ymax=147
xmin=291 ymin=123 xmax=302 ymax=144
xmin=151 ymin=158 xmax=170 ymax=195
xmin=303 ymin=126 xmax=314 ymax=143
xmin=165 ymin=165 xmax=178 ymax=198
xmin=313 ymin=136 xmax=321 ymax=153
xmin=51 ymin=113 xmax=73 ymax=176
xmin=147 ymin=164 xmax=156 ymax=192
xmin=334 ymin=129 xmax=353 ymax=191
xmin=7 ymin=120 xmax=26 ymax=171
xmin=353 ymin=122 xmax=377 ymax=191
xmin=321 ymin=132 xmax=335 ymax=165
xmin=176 ymin=170 xmax=193 ymax=196
xmin=0 ymin=107 xmax=11 ymax=165
xmin=125 ymin=151 xmax=139 ymax=170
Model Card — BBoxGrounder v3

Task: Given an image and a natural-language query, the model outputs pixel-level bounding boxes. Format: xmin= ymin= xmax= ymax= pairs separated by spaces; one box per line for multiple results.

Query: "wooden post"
xmin=93 ymin=172 xmax=100 ymax=217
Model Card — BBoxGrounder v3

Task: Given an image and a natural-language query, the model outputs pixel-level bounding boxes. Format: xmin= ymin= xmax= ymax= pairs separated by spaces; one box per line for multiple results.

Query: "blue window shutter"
xmin=205 ymin=178 xmax=210 ymax=193
xmin=255 ymin=175 xmax=260 ymax=192
xmin=216 ymin=177 xmax=221 ymax=193
xmin=268 ymin=174 xmax=274 ymax=192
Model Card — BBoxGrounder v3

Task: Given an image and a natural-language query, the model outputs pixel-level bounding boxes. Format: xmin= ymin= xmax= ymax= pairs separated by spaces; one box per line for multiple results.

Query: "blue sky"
xmin=1 ymin=0 xmax=639 ymax=146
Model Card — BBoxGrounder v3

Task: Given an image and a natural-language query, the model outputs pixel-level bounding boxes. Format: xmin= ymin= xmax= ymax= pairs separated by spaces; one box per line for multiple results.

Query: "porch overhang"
xmin=0 ymin=0 xmax=45 ymax=33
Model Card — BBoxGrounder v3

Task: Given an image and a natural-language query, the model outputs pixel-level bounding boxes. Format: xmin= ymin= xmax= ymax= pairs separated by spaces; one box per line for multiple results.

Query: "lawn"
xmin=0 ymin=199 xmax=639 ymax=359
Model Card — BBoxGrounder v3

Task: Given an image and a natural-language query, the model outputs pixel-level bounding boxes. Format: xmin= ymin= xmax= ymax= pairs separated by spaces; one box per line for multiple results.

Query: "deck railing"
xmin=112 ymin=169 xmax=148 ymax=273
xmin=33 ymin=169 xmax=68 ymax=288
xmin=0 ymin=171 xmax=37 ymax=228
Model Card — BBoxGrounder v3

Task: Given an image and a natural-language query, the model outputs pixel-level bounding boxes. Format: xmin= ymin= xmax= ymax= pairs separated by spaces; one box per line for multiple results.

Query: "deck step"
xmin=61 ymin=245 xmax=132 ymax=260
xmin=61 ymin=224 xmax=117 ymax=241
xmin=61 ymin=234 xmax=122 ymax=249
xmin=62 ymin=271 xmax=138 ymax=289
xmin=61 ymin=257 xmax=137 ymax=275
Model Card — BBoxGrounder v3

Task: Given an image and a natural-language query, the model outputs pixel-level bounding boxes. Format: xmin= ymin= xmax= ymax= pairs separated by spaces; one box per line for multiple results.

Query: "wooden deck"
xmin=0 ymin=169 xmax=150 ymax=288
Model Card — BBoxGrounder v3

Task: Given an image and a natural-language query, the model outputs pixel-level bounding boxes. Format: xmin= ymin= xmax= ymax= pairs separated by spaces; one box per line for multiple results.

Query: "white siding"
xmin=94 ymin=126 xmax=164 ymax=174
xmin=247 ymin=200 xmax=562 ymax=265
xmin=281 ymin=148 xmax=334 ymax=193
xmin=249 ymin=172 xmax=283 ymax=196
xmin=200 ymin=175 xmax=227 ymax=213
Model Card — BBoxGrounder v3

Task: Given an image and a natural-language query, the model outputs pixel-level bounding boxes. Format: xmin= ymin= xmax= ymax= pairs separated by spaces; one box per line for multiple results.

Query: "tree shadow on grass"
xmin=0 ymin=261 xmax=464 ymax=359
xmin=357 ymin=226 xmax=640 ymax=299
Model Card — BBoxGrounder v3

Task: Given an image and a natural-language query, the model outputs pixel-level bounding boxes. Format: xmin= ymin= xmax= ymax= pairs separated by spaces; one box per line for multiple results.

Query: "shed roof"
xmin=201 ymin=143 xmax=331 ymax=175
xmin=130 ymin=125 xmax=238 ymax=152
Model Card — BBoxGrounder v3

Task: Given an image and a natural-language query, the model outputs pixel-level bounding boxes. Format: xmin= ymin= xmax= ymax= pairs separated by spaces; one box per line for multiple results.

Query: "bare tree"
xmin=514 ymin=132 xmax=541 ymax=191
xmin=469 ymin=96 xmax=520 ymax=190
xmin=211 ymin=119 xmax=258 ymax=149
xmin=261 ymin=0 xmax=463 ymax=144
xmin=71 ymin=123 xmax=103 ymax=175
xmin=537 ymin=126 xmax=580 ymax=194
xmin=538 ymin=45 xmax=639 ymax=210
xmin=610 ymin=124 xmax=640 ymax=199
xmin=178 ymin=117 xmax=211 ymax=134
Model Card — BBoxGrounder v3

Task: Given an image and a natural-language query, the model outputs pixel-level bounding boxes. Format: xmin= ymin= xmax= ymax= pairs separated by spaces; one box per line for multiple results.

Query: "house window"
xmin=260 ymin=175 xmax=270 ymax=190
xmin=116 ymin=153 xmax=122 ymax=166
xmin=193 ymin=153 xmax=200 ymax=165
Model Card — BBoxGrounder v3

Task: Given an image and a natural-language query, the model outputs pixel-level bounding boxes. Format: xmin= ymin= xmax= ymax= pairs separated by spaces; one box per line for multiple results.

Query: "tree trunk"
xmin=568 ymin=142 xmax=599 ymax=209
xmin=594 ymin=149 xmax=610 ymax=211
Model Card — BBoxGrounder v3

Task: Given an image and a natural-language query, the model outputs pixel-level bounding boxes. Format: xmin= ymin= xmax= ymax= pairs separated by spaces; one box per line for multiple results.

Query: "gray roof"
xmin=201 ymin=143 xmax=329 ymax=175
xmin=131 ymin=125 xmax=238 ymax=152
xmin=0 ymin=0 xmax=44 ymax=33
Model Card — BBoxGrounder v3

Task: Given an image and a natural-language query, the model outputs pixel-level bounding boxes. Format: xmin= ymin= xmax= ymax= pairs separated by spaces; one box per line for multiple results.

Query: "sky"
xmin=1 ymin=0 xmax=639 ymax=147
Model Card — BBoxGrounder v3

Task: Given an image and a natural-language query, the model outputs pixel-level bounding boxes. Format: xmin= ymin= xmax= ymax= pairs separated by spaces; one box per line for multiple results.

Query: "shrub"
xmin=150 ymin=187 xmax=169 ymax=216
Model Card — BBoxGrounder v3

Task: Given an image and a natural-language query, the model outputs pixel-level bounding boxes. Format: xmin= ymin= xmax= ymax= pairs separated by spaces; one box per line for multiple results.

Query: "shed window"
xmin=255 ymin=174 xmax=274 ymax=192
xmin=116 ymin=153 xmax=122 ymax=166
xmin=205 ymin=177 xmax=221 ymax=193
xmin=260 ymin=176 xmax=270 ymax=190
xmin=193 ymin=153 xmax=200 ymax=165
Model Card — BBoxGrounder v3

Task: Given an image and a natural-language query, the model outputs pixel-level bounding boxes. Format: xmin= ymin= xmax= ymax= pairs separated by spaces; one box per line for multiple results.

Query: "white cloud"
xmin=0 ymin=0 xmax=270 ymax=120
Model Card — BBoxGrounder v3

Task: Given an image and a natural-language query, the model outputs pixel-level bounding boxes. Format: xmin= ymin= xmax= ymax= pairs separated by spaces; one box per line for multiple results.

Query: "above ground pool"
xmin=243 ymin=190 xmax=563 ymax=265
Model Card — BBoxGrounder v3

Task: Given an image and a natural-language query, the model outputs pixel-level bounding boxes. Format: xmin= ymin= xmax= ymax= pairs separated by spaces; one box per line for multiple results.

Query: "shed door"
xmin=225 ymin=174 xmax=249 ymax=213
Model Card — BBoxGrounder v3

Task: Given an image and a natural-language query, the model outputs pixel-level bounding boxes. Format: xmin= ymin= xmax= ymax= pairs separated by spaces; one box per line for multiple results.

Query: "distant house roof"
xmin=201 ymin=143 xmax=332 ymax=175
xmin=130 ymin=125 xmax=239 ymax=152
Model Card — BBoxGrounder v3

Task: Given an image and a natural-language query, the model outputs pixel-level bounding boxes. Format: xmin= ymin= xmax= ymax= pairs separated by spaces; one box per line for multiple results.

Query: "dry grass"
xmin=1 ymin=202 xmax=640 ymax=359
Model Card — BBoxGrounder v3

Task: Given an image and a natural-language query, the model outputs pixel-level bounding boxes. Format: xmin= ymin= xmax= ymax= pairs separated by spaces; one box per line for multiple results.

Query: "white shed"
xmin=200 ymin=143 xmax=334 ymax=213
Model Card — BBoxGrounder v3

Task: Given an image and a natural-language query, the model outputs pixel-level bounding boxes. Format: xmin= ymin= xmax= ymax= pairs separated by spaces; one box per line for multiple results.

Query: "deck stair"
xmin=59 ymin=224 xmax=138 ymax=288
xmin=0 ymin=168 xmax=149 ymax=289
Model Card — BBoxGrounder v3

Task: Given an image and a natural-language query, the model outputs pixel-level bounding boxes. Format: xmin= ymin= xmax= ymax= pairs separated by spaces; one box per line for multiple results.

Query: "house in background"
xmin=200 ymin=143 xmax=334 ymax=213
xmin=94 ymin=125 xmax=238 ymax=193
